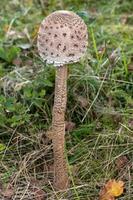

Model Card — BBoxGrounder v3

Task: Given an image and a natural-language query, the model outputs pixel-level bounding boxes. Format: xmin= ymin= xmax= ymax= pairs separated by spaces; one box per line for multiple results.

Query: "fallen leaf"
xmin=115 ymin=155 xmax=129 ymax=170
xmin=99 ymin=179 xmax=124 ymax=200
xmin=77 ymin=95 xmax=88 ymax=107
xmin=65 ymin=121 xmax=75 ymax=131
xmin=107 ymin=180 xmax=124 ymax=197
xmin=29 ymin=178 xmax=46 ymax=200
xmin=2 ymin=183 xmax=14 ymax=198
xmin=32 ymin=187 xmax=46 ymax=200
xmin=99 ymin=193 xmax=115 ymax=200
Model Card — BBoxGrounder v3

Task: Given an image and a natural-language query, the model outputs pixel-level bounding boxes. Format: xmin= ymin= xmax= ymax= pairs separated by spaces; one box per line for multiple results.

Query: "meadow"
xmin=0 ymin=0 xmax=133 ymax=199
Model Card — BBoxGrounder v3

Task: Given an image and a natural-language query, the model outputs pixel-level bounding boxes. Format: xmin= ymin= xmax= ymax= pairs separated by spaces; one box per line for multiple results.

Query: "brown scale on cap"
xmin=37 ymin=10 xmax=88 ymax=66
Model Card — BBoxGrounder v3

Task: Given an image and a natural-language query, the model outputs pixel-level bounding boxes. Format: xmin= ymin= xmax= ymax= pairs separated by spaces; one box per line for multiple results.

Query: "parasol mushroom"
xmin=37 ymin=10 xmax=88 ymax=190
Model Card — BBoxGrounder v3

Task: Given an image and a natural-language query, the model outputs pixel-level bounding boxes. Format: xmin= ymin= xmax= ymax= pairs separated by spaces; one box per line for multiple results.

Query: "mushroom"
xmin=37 ymin=10 xmax=88 ymax=190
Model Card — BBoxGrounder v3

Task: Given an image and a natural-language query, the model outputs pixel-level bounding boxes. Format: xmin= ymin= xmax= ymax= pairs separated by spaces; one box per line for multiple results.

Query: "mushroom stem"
xmin=52 ymin=65 xmax=69 ymax=190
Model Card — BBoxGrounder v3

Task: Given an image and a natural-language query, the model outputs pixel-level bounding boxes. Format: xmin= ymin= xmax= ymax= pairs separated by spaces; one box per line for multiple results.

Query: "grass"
xmin=0 ymin=0 xmax=133 ymax=199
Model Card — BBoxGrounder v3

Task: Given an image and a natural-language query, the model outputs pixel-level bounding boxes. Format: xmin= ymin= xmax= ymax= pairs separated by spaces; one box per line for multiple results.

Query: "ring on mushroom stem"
xmin=37 ymin=10 xmax=88 ymax=190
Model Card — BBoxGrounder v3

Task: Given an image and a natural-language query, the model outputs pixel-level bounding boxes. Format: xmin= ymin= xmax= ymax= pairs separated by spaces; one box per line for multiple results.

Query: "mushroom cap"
xmin=37 ymin=10 xmax=88 ymax=66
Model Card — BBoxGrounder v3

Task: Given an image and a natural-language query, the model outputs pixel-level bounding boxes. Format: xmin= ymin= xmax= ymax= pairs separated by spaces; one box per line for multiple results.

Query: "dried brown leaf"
xmin=2 ymin=184 xmax=14 ymax=198
xmin=65 ymin=121 xmax=75 ymax=132
xmin=29 ymin=178 xmax=46 ymax=200
xmin=115 ymin=155 xmax=129 ymax=170
xmin=77 ymin=96 xmax=88 ymax=108
xmin=33 ymin=187 xmax=46 ymax=200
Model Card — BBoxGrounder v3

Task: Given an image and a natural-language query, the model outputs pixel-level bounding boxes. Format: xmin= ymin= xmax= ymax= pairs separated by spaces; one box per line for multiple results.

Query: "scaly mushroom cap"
xmin=37 ymin=10 xmax=88 ymax=66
